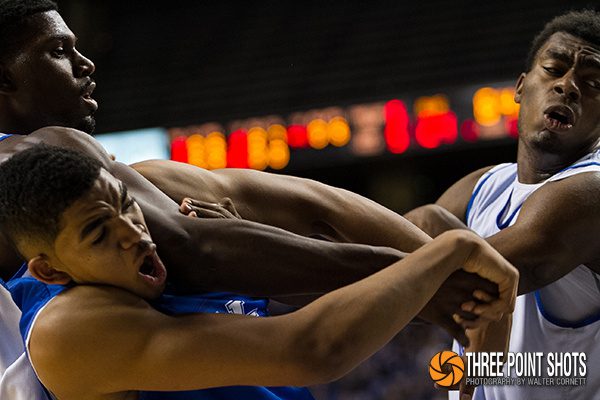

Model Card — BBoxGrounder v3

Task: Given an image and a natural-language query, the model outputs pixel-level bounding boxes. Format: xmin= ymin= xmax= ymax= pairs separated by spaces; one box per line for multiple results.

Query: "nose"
xmin=115 ymin=217 xmax=144 ymax=250
xmin=553 ymin=70 xmax=580 ymax=102
xmin=74 ymin=49 xmax=96 ymax=77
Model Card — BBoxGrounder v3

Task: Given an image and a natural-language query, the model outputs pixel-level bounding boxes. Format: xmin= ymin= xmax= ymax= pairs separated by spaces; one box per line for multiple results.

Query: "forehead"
xmin=58 ymin=170 xmax=122 ymax=229
xmin=537 ymin=32 xmax=600 ymax=61
xmin=19 ymin=10 xmax=74 ymax=48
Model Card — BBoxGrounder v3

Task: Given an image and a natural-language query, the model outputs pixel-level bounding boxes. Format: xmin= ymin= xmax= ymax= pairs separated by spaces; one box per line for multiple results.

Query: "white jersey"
xmin=451 ymin=149 xmax=600 ymax=400
xmin=0 ymin=280 xmax=48 ymax=400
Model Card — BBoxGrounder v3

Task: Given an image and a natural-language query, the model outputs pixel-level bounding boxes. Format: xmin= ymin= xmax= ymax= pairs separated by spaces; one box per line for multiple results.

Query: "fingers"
xmin=452 ymin=270 xmax=499 ymax=298
xmin=466 ymin=301 xmax=505 ymax=322
xmin=461 ymin=239 xmax=519 ymax=317
xmin=220 ymin=197 xmax=242 ymax=219
xmin=179 ymin=197 xmax=242 ymax=220
xmin=473 ymin=289 xmax=495 ymax=303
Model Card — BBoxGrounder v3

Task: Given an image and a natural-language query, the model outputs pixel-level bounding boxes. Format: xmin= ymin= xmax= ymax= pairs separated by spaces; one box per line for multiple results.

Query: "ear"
xmin=28 ymin=255 xmax=72 ymax=285
xmin=514 ymin=73 xmax=526 ymax=103
xmin=0 ymin=64 xmax=17 ymax=95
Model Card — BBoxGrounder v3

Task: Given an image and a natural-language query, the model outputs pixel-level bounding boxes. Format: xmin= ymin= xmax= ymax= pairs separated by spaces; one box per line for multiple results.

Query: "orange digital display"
xmin=163 ymin=84 xmax=518 ymax=171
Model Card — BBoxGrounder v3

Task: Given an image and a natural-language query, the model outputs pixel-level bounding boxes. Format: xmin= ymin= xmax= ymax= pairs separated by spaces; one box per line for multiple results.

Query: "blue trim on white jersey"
xmin=493 ymin=161 xmax=600 ymax=230
xmin=534 ymin=290 xmax=600 ymax=328
xmin=558 ymin=161 xmax=600 ymax=173
xmin=466 ymin=164 xmax=512 ymax=225
xmin=495 ymin=189 xmax=524 ymax=229
xmin=0 ymin=133 xmax=12 ymax=142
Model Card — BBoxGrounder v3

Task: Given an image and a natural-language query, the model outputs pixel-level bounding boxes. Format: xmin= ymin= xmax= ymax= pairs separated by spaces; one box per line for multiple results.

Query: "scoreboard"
xmin=96 ymin=81 xmax=520 ymax=169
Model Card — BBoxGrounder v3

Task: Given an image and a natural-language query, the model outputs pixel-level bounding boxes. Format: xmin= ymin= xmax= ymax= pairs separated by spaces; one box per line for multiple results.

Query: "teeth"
xmin=546 ymin=116 xmax=572 ymax=130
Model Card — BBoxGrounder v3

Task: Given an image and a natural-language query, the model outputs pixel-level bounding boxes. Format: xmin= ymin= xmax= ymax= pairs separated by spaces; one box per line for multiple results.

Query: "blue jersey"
xmin=8 ymin=275 xmax=314 ymax=400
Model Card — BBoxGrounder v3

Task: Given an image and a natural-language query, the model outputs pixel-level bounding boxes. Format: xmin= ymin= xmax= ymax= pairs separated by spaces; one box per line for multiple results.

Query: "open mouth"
xmin=81 ymin=82 xmax=98 ymax=110
xmin=543 ymin=105 xmax=575 ymax=132
xmin=138 ymin=250 xmax=167 ymax=287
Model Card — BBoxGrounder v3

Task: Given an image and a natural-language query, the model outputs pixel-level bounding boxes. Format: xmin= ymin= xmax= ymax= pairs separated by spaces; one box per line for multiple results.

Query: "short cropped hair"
xmin=526 ymin=9 xmax=600 ymax=71
xmin=0 ymin=0 xmax=58 ymax=63
xmin=0 ymin=144 xmax=101 ymax=248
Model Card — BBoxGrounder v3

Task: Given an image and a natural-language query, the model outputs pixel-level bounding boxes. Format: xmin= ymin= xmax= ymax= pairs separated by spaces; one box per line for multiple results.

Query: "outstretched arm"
xmin=132 ymin=159 xmax=431 ymax=252
xmin=30 ymin=230 xmax=518 ymax=398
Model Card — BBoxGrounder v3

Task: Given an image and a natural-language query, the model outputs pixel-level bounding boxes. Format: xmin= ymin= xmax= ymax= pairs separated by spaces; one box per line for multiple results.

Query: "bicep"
xmin=131 ymin=159 xmax=230 ymax=205
xmin=486 ymin=173 xmax=600 ymax=293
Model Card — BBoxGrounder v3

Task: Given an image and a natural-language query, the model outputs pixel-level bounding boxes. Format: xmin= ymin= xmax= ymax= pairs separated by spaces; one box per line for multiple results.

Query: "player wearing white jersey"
xmin=456 ymin=151 xmax=600 ymax=399
xmin=406 ymin=10 xmax=600 ymax=400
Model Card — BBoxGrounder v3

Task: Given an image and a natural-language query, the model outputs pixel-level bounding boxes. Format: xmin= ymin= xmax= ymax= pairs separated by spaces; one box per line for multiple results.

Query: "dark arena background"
xmin=57 ymin=1 xmax=596 ymax=398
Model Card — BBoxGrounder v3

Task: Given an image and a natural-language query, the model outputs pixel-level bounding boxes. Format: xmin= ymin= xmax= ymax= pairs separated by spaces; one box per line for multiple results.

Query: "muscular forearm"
xmin=310 ymin=185 xmax=431 ymax=251
xmin=287 ymin=231 xmax=474 ymax=382
xmin=133 ymin=160 xmax=430 ymax=252
xmin=405 ymin=204 xmax=469 ymax=238
xmin=170 ymin=216 xmax=404 ymax=295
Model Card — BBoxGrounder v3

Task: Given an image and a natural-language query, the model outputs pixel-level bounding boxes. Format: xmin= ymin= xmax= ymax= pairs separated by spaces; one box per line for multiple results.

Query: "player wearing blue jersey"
xmin=0 ymin=144 xmax=518 ymax=400
xmin=405 ymin=10 xmax=600 ymax=400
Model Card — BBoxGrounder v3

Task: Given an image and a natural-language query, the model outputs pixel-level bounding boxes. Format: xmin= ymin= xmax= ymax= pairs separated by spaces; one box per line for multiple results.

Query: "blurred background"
xmin=55 ymin=1 xmax=596 ymax=398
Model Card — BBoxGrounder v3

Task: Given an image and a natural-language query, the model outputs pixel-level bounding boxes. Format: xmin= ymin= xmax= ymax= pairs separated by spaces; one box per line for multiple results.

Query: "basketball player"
xmin=405 ymin=10 xmax=600 ymax=400
xmin=1 ymin=144 xmax=519 ymax=400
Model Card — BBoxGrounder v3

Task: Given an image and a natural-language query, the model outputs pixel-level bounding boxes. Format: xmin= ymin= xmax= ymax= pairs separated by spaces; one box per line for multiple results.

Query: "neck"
xmin=516 ymin=139 xmax=599 ymax=183
xmin=0 ymin=238 xmax=24 ymax=282
xmin=0 ymin=115 xmax=36 ymax=136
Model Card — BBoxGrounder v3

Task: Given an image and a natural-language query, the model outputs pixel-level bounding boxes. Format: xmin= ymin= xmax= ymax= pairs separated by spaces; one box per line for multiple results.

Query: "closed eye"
xmin=585 ymin=79 xmax=600 ymax=90
xmin=122 ymin=197 xmax=135 ymax=212
xmin=51 ymin=47 xmax=66 ymax=57
xmin=91 ymin=227 xmax=106 ymax=245
xmin=543 ymin=66 xmax=562 ymax=76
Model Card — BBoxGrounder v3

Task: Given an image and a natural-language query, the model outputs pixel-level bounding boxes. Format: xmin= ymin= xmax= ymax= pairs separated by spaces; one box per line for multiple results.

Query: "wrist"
xmin=437 ymin=230 xmax=479 ymax=273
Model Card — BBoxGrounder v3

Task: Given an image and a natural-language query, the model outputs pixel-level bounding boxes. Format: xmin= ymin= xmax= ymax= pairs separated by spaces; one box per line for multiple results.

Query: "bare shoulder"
xmin=436 ymin=165 xmax=495 ymax=221
xmin=0 ymin=126 xmax=110 ymax=165
xmin=29 ymin=285 xmax=154 ymax=396
xmin=35 ymin=285 xmax=151 ymax=328
xmin=32 ymin=285 xmax=149 ymax=346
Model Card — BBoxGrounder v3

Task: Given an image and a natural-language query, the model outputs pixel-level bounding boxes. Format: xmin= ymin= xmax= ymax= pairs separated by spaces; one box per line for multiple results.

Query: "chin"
xmin=531 ymin=132 xmax=563 ymax=154
xmin=75 ymin=116 xmax=96 ymax=134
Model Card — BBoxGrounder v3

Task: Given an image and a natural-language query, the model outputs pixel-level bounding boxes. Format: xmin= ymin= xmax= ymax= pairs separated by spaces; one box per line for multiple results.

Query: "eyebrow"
xmin=543 ymin=48 xmax=574 ymax=65
xmin=579 ymin=55 xmax=600 ymax=71
xmin=119 ymin=182 xmax=128 ymax=207
xmin=44 ymin=33 xmax=77 ymax=45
